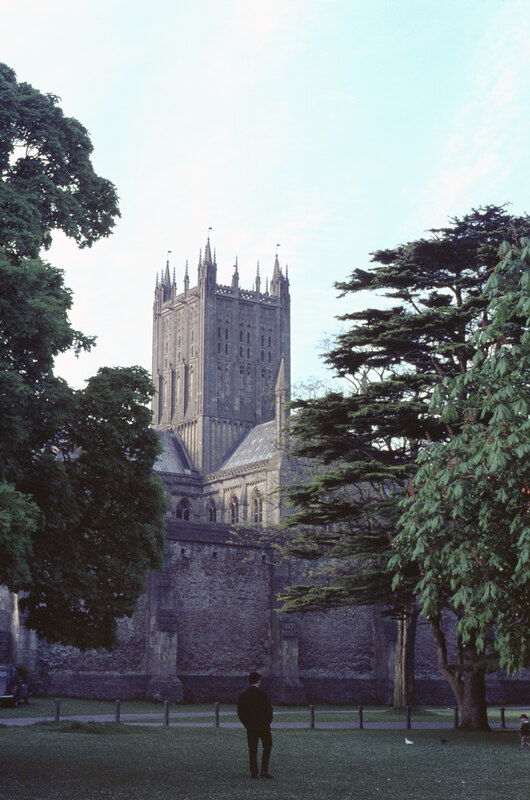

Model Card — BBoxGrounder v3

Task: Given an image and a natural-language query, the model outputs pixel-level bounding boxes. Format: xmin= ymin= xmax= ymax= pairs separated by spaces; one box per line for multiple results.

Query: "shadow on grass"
xmin=38 ymin=720 xmax=140 ymax=735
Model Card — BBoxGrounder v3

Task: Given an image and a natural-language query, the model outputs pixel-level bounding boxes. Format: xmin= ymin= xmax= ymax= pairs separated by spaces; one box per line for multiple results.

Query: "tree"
xmin=279 ymin=206 xmax=530 ymax=710
xmin=0 ymin=62 xmax=119 ymax=258
xmin=0 ymin=65 xmax=166 ymax=650
xmin=17 ymin=365 xmax=167 ymax=650
xmin=392 ymin=239 xmax=530 ymax=729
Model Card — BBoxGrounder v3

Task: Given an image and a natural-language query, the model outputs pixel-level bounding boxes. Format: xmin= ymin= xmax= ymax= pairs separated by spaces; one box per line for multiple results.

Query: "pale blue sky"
xmin=3 ymin=0 xmax=530 ymax=391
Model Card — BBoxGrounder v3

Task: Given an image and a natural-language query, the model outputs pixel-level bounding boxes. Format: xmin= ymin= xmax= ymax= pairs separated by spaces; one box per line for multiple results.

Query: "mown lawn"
xmin=0 ymin=697 xmax=216 ymax=720
xmin=1 ymin=698 xmax=522 ymax=729
xmin=0 ymin=721 xmax=526 ymax=800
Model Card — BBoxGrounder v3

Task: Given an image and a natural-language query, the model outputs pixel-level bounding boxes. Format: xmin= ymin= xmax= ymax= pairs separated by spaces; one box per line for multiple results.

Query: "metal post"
xmin=453 ymin=706 xmax=459 ymax=729
xmin=164 ymin=700 xmax=170 ymax=727
xmin=309 ymin=704 xmax=315 ymax=729
xmin=358 ymin=705 xmax=364 ymax=730
xmin=214 ymin=701 xmax=220 ymax=728
xmin=406 ymin=706 xmax=411 ymax=730
xmin=500 ymin=707 xmax=506 ymax=729
xmin=114 ymin=699 xmax=121 ymax=724
xmin=54 ymin=698 xmax=61 ymax=722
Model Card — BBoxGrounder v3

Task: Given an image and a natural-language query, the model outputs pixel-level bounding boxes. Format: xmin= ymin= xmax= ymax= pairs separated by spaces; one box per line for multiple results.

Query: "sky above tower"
xmin=3 ymin=0 xmax=530 ymax=393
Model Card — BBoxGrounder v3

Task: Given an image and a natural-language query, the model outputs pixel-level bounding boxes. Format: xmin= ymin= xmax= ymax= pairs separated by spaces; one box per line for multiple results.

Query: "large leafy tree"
xmin=18 ymin=365 xmax=167 ymax=650
xmin=280 ymin=206 xmax=530 ymax=709
xmin=392 ymin=239 xmax=530 ymax=729
xmin=0 ymin=62 xmax=119 ymax=257
xmin=0 ymin=65 xmax=166 ymax=650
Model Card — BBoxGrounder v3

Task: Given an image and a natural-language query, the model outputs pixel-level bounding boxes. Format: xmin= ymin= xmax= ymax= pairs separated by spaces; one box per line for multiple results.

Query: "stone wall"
xmin=170 ymin=541 xmax=272 ymax=676
xmin=0 ymin=588 xmax=16 ymax=664
xmin=34 ymin=518 xmax=530 ymax=705
xmin=38 ymin=599 xmax=148 ymax=676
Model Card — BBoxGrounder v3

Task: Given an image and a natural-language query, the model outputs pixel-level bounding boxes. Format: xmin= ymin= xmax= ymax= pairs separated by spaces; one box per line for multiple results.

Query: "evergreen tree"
xmin=280 ymin=205 xmax=530 ymax=710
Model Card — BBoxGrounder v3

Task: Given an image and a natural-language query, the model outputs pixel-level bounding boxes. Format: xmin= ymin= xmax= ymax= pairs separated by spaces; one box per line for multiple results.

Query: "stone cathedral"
xmin=2 ymin=241 xmax=528 ymax=704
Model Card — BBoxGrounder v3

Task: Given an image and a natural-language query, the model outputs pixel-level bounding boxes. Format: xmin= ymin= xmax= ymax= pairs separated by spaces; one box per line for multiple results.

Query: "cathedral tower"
xmin=152 ymin=240 xmax=290 ymax=474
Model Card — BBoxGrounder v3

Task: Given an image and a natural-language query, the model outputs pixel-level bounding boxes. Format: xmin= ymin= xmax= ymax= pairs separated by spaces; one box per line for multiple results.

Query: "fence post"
xmin=406 ymin=706 xmax=412 ymax=730
xmin=214 ymin=701 xmax=220 ymax=728
xmin=358 ymin=705 xmax=364 ymax=730
xmin=54 ymin=698 xmax=61 ymax=722
xmin=500 ymin=707 xmax=506 ymax=729
xmin=453 ymin=706 xmax=459 ymax=730
xmin=309 ymin=704 xmax=315 ymax=729
xmin=164 ymin=700 xmax=170 ymax=727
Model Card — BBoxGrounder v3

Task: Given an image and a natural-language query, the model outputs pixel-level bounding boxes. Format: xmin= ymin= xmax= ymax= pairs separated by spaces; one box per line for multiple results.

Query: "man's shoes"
xmin=260 ymin=772 xmax=273 ymax=779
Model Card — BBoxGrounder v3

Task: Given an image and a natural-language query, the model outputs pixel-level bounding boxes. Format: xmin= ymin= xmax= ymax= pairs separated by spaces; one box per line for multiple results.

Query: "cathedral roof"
xmin=154 ymin=430 xmax=193 ymax=474
xmin=218 ymin=420 xmax=276 ymax=471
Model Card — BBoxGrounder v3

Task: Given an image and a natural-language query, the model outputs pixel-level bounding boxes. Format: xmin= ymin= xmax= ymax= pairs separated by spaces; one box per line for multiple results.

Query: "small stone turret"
xmin=275 ymin=354 xmax=288 ymax=451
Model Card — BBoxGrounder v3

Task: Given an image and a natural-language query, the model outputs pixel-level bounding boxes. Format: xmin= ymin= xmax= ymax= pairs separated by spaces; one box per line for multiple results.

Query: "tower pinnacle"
xmin=204 ymin=237 xmax=212 ymax=265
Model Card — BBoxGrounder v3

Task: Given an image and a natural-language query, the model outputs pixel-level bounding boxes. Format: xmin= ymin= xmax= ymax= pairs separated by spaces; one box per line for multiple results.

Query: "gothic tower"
xmin=152 ymin=240 xmax=290 ymax=474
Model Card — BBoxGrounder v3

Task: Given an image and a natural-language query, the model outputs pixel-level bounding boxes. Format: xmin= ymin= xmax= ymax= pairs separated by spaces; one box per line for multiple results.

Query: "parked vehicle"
xmin=0 ymin=665 xmax=30 ymax=706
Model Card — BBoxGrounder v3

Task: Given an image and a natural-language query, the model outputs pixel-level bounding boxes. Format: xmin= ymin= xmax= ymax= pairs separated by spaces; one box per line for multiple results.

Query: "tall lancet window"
xmin=207 ymin=500 xmax=217 ymax=523
xmin=229 ymin=496 xmax=239 ymax=525
xmin=252 ymin=491 xmax=263 ymax=526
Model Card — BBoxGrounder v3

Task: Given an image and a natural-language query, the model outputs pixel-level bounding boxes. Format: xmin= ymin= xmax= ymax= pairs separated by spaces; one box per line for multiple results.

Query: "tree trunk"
xmin=427 ymin=618 xmax=490 ymax=731
xmin=393 ymin=600 xmax=418 ymax=709
xmin=460 ymin=648 xmax=490 ymax=731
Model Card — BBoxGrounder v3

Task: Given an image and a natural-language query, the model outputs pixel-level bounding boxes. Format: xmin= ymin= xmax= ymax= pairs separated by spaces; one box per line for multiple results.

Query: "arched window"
xmin=176 ymin=498 xmax=191 ymax=521
xmin=229 ymin=496 xmax=239 ymax=525
xmin=207 ymin=501 xmax=217 ymax=523
xmin=252 ymin=491 xmax=263 ymax=526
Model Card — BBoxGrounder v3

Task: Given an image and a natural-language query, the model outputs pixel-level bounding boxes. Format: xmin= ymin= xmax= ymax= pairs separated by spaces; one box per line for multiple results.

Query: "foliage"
xmin=0 ymin=65 xmax=165 ymax=650
xmin=18 ymin=366 xmax=166 ymax=650
xmin=0 ymin=254 xmax=166 ymax=648
xmin=0 ymin=254 xmax=167 ymax=649
xmin=392 ymin=240 xmax=530 ymax=674
xmin=0 ymin=483 xmax=37 ymax=588
xmin=0 ymin=62 xmax=119 ymax=258
xmin=280 ymin=206 xmax=530 ymax=615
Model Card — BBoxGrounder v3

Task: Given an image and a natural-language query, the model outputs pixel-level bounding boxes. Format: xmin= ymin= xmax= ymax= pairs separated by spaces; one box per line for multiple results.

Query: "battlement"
xmin=215 ymin=284 xmax=281 ymax=304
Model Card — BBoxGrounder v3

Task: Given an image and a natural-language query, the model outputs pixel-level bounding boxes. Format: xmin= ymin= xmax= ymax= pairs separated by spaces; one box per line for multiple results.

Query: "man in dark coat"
xmin=237 ymin=671 xmax=273 ymax=779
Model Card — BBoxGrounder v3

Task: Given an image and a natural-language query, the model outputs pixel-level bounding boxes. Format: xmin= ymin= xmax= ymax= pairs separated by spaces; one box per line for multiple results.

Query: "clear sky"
xmin=3 ymin=0 xmax=530 ymax=392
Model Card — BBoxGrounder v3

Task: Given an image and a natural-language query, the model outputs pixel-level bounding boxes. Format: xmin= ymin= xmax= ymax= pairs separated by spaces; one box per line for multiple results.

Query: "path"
xmin=0 ymin=709 xmax=519 ymax=731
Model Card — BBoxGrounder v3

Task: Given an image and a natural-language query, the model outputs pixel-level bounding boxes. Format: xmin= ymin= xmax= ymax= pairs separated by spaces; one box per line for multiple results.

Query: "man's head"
xmin=248 ymin=671 xmax=261 ymax=685
xmin=521 ymin=714 xmax=528 ymax=720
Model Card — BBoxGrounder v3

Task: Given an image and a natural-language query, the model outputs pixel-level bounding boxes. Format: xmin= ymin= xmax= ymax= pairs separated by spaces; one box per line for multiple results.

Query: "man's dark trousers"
xmin=246 ymin=726 xmax=272 ymax=777
xmin=237 ymin=682 xmax=273 ymax=778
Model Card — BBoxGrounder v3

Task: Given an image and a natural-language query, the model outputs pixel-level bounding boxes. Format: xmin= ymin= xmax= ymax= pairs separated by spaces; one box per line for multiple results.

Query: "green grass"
xmin=0 ymin=697 xmax=218 ymax=719
xmin=0 ymin=722 xmax=527 ymax=800
xmin=1 ymin=698 xmax=525 ymax=730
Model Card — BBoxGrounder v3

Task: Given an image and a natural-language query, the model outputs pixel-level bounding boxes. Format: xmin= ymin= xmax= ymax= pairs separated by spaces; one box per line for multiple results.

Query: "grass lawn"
xmin=0 ymin=698 xmax=218 ymax=720
xmin=0 ymin=722 xmax=526 ymax=800
xmin=2 ymin=698 xmax=524 ymax=728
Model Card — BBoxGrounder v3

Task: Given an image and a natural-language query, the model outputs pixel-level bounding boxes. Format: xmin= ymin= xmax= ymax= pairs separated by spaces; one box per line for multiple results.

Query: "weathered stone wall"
xmin=44 ymin=672 xmax=148 ymax=699
xmin=38 ymin=599 xmax=148 ymax=676
xmin=169 ymin=540 xmax=272 ymax=675
xmin=0 ymin=588 xmax=16 ymax=664
xmin=37 ymin=596 xmax=150 ymax=697
xmin=34 ymin=519 xmax=530 ymax=704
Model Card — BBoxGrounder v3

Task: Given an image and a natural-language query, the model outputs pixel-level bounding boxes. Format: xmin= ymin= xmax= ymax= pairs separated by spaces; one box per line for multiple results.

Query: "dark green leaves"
xmin=0 ymin=62 xmax=119 ymax=258
xmin=394 ymin=240 xmax=530 ymax=673
xmin=20 ymin=366 xmax=166 ymax=651
xmin=0 ymin=64 xmax=163 ymax=650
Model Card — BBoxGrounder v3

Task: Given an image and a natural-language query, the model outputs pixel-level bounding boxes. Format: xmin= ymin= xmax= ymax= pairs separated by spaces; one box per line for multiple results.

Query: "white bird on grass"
xmin=405 ymin=738 xmax=414 ymax=745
